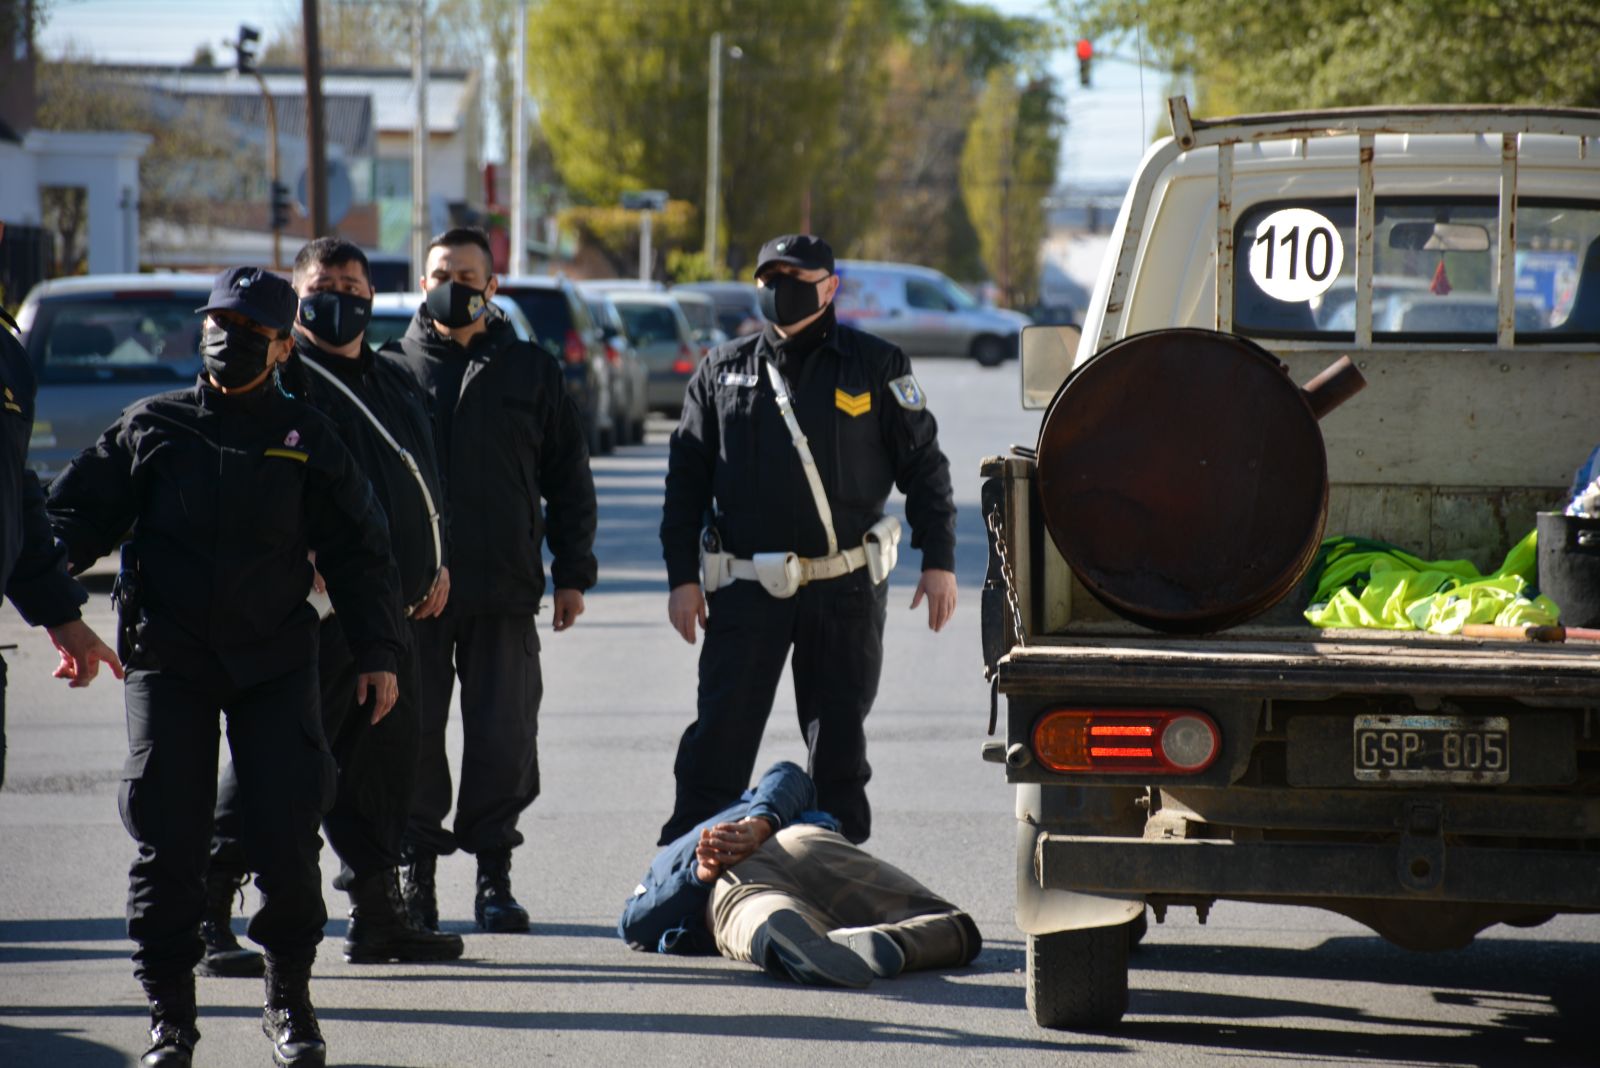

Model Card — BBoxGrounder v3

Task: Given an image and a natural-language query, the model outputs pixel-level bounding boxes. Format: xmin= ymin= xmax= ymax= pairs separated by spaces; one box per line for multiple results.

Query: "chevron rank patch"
xmin=835 ymin=389 xmax=872 ymax=417
xmin=888 ymin=374 xmax=925 ymax=411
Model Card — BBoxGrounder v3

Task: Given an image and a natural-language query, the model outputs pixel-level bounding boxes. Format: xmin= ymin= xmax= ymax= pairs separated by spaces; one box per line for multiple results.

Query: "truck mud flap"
xmin=1037 ymin=833 xmax=1600 ymax=910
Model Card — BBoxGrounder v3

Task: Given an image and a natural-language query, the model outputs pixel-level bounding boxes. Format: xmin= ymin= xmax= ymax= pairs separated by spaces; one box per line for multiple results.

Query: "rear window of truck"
xmin=1234 ymin=198 xmax=1600 ymax=342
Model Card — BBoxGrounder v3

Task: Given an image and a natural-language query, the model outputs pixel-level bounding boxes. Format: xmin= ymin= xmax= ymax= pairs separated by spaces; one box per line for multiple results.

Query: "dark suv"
xmin=495 ymin=275 xmax=614 ymax=455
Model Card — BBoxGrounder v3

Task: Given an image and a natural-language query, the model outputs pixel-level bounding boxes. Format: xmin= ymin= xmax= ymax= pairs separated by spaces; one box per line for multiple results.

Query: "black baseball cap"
xmin=755 ymin=234 xmax=834 ymax=278
xmin=196 ymin=266 xmax=296 ymax=334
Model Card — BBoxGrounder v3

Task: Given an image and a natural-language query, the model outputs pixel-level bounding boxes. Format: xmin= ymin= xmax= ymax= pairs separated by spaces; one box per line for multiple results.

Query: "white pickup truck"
xmin=982 ymin=98 xmax=1600 ymax=1029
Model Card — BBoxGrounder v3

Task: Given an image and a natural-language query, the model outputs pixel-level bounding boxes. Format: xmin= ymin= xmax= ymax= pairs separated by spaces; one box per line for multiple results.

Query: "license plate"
xmin=1352 ymin=714 xmax=1510 ymax=784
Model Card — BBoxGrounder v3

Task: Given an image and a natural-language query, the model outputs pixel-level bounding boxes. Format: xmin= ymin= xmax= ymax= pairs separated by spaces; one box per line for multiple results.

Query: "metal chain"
xmin=986 ymin=505 xmax=1028 ymax=647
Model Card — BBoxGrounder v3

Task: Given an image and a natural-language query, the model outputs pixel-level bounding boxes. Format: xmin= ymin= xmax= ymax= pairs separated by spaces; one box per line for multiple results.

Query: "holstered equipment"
xmin=696 ymin=362 xmax=903 ymax=599
xmin=112 ymin=541 xmax=141 ymax=664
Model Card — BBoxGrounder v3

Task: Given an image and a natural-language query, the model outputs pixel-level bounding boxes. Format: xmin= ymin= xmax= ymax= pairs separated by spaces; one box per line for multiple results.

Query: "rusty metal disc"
xmin=1036 ymin=328 xmax=1329 ymax=633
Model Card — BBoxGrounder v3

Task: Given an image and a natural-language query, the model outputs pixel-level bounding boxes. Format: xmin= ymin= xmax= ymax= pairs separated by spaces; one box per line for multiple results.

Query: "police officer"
xmin=0 ymin=222 xmax=122 ymax=786
xmin=202 ymin=238 xmax=461 ymax=975
xmin=47 ymin=266 xmax=405 ymax=1068
xmin=658 ymin=234 xmax=958 ymax=847
xmin=387 ymin=227 xmax=597 ymax=934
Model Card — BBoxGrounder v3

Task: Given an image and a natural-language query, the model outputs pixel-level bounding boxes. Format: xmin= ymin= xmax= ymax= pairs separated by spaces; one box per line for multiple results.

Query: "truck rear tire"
xmin=1026 ymin=924 xmax=1130 ymax=1030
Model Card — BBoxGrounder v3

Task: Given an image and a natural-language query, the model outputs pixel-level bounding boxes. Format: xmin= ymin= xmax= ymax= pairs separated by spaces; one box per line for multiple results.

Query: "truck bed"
xmin=998 ymin=626 xmax=1600 ymax=698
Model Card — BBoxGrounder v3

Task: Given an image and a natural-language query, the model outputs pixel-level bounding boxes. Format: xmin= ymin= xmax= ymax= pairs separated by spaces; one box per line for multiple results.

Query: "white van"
xmin=833 ymin=259 xmax=1032 ymax=366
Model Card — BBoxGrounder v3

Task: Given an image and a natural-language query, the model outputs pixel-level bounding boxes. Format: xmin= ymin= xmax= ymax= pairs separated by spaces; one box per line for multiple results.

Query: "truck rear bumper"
xmin=1037 ymin=834 xmax=1600 ymax=910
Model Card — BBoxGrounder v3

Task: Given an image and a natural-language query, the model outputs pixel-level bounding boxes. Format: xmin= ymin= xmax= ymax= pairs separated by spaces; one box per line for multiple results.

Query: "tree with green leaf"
xmin=526 ymin=0 xmax=897 ymax=276
xmin=1071 ymin=0 xmax=1600 ymax=114
xmin=960 ymin=69 xmax=1060 ymax=306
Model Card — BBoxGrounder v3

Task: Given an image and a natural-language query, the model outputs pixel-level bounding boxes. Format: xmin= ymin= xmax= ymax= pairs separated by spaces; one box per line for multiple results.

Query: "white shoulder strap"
xmin=302 ymin=355 xmax=444 ymax=584
xmin=762 ymin=359 xmax=837 ymax=556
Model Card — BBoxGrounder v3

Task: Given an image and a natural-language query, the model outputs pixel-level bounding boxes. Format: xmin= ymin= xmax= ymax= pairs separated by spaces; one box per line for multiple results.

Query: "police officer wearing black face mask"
xmin=658 ymin=234 xmax=958 ymax=847
xmin=385 ymin=227 xmax=597 ymax=936
xmin=201 ymin=239 xmax=461 ymax=977
xmin=0 ymin=221 xmax=123 ymax=791
xmin=46 ymin=265 xmax=405 ymax=1068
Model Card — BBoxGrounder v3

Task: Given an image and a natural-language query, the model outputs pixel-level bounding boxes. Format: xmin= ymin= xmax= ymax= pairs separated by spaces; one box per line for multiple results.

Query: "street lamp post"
xmin=704 ymin=34 xmax=740 ymax=276
xmin=231 ymin=25 xmax=283 ymax=270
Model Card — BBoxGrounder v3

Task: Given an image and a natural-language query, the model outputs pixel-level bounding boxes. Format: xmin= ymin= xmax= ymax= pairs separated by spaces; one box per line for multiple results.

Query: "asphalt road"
xmin=1 ymin=358 xmax=1595 ymax=1067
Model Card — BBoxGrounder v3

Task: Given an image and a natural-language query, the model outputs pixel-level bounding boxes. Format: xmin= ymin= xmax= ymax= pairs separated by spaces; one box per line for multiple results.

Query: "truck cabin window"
xmin=1233 ymin=199 xmax=1600 ymax=341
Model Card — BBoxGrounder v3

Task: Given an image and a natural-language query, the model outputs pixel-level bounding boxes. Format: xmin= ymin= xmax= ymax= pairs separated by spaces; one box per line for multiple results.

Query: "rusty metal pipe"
xmin=1301 ymin=356 xmax=1366 ymax=420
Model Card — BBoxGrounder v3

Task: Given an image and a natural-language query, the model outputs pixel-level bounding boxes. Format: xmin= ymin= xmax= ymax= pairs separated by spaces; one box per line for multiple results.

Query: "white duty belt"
xmin=699 ymin=360 xmax=900 ymax=599
xmin=302 ymin=356 xmax=444 ymax=618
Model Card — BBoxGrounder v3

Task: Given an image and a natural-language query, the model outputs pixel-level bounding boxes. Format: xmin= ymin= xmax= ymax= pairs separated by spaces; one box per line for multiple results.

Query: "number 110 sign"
xmin=1247 ymin=207 xmax=1346 ymax=303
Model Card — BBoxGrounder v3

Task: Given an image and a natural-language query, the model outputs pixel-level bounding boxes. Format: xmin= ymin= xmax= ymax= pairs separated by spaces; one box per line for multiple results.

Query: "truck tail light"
xmin=1032 ymin=709 xmax=1219 ymax=774
xmin=563 ymin=329 xmax=586 ymax=364
xmin=671 ymin=345 xmax=696 ymax=374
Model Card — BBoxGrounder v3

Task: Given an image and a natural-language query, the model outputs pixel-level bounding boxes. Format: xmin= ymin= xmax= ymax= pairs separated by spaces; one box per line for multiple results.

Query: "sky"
xmin=37 ymin=0 xmax=1159 ymax=190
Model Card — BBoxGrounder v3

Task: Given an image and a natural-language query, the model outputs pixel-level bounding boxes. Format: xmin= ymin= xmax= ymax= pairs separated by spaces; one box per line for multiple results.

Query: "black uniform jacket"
xmin=1 ymin=324 xmax=85 ymax=628
xmin=386 ymin=308 xmax=597 ymax=616
xmin=46 ymin=376 xmax=405 ymax=685
xmin=288 ymin=337 xmax=447 ymax=608
xmin=661 ymin=309 xmax=957 ymax=589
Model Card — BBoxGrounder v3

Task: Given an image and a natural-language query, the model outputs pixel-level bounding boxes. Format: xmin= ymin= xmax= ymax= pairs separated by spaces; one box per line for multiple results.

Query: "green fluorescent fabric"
xmin=1304 ymin=530 xmax=1559 ymax=633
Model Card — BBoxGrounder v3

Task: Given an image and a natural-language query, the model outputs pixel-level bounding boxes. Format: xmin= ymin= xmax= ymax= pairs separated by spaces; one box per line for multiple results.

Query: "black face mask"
xmin=200 ymin=320 xmax=275 ymax=389
xmin=758 ymin=274 xmax=827 ymax=328
xmin=425 ymin=280 xmax=490 ymax=329
xmin=298 ymin=290 xmax=372 ymax=348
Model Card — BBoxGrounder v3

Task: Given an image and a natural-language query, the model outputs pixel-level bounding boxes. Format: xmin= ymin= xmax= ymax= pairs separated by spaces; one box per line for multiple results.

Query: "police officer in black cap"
xmin=0 ymin=219 xmax=123 ymax=787
xmin=658 ymin=233 xmax=958 ymax=847
xmin=47 ymin=265 xmax=405 ymax=1068
xmin=200 ymin=238 xmax=462 ymax=977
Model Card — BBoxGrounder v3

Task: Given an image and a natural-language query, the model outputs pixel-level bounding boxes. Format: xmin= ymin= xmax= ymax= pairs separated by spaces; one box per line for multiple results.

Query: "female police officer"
xmin=47 ymin=266 xmax=404 ymax=1068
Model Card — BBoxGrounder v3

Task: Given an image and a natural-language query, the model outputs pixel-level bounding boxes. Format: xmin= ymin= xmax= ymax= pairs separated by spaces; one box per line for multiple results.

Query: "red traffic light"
xmin=1076 ymin=38 xmax=1094 ymax=61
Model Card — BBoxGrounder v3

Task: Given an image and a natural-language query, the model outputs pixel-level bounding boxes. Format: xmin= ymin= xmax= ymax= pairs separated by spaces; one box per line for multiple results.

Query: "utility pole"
xmin=410 ymin=1 xmax=430 ymax=282
xmin=301 ymin=0 xmax=328 ymax=236
xmin=509 ymin=0 xmax=527 ymax=276
xmin=703 ymin=31 xmax=722 ymax=273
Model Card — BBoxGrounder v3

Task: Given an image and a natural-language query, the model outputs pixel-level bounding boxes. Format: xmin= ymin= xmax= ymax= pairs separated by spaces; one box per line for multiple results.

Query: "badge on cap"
xmin=888 ymin=374 xmax=925 ymax=411
xmin=236 ymin=272 xmax=254 ymax=288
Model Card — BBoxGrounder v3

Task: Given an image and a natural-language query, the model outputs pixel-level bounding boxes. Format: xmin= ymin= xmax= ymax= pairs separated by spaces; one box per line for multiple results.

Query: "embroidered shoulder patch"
xmin=888 ymin=374 xmax=925 ymax=411
xmin=835 ymin=389 xmax=871 ymax=417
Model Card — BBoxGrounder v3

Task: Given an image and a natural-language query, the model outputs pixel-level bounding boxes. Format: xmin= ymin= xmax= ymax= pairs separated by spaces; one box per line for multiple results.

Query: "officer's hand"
xmin=46 ymin=619 xmax=125 ymax=688
xmin=551 ymin=588 xmax=585 ymax=631
xmin=910 ymin=568 xmax=958 ymax=633
xmin=412 ymin=566 xmax=450 ymax=619
xmin=668 ymin=583 xmax=707 ymax=645
xmin=357 ymin=670 xmax=399 ymax=724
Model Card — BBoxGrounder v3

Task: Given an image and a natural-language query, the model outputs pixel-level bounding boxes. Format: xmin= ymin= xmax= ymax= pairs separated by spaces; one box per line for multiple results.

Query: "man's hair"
xmin=292 ymin=237 xmax=371 ymax=288
xmin=427 ymin=226 xmax=494 ymax=271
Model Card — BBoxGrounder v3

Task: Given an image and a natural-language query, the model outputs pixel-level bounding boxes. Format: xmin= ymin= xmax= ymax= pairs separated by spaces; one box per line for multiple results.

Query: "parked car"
xmin=495 ymin=275 xmax=614 ymax=455
xmin=15 ymin=272 xmax=213 ymax=481
xmin=583 ymin=292 xmax=649 ymax=446
xmin=365 ymin=292 xmax=536 ymax=350
xmin=606 ymin=292 xmax=700 ymax=416
xmin=673 ymin=280 xmax=765 ymax=337
xmin=833 ymin=259 xmax=1032 ymax=366
xmin=670 ymin=290 xmax=730 ymax=356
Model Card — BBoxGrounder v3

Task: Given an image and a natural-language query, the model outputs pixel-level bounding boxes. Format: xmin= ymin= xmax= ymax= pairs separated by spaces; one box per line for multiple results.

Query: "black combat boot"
xmin=261 ymin=955 xmax=326 ymax=1067
xmin=474 ymin=849 xmax=530 ymax=933
xmin=195 ymin=865 xmax=264 ymax=978
xmin=400 ymin=849 xmax=441 ymax=932
xmin=345 ymin=868 xmax=465 ymax=963
xmin=140 ymin=977 xmax=200 ymax=1067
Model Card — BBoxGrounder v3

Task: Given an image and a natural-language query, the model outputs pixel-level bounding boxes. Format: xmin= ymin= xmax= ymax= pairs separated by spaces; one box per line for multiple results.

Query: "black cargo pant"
xmin=0 ymin=654 xmax=8 ymax=792
xmin=659 ymin=569 xmax=888 ymax=847
xmin=120 ymin=657 xmax=333 ymax=988
xmin=214 ymin=616 xmax=421 ymax=887
xmin=407 ymin=607 xmax=543 ymax=857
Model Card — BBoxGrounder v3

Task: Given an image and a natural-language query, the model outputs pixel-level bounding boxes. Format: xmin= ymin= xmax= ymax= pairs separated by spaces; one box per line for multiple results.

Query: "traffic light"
xmin=235 ymin=24 xmax=260 ymax=74
xmin=270 ymin=180 xmax=290 ymax=230
xmin=1076 ymin=38 xmax=1093 ymax=88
